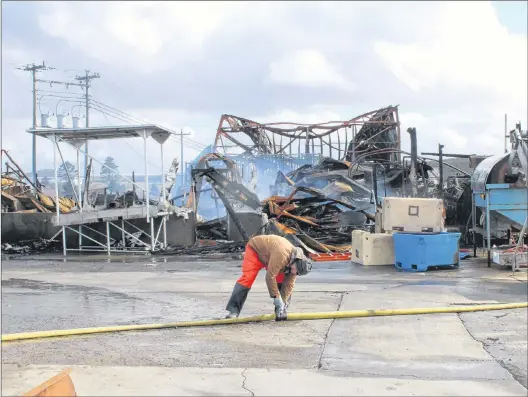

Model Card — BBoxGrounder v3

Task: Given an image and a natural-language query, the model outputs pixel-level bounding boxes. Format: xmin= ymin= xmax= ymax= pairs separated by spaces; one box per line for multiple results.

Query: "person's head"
xmin=288 ymin=247 xmax=312 ymax=276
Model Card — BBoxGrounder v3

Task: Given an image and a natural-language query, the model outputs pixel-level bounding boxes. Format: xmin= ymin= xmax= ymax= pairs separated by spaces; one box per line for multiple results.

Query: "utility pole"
xmin=18 ymin=62 xmax=52 ymax=192
xmin=75 ymin=70 xmax=100 ymax=182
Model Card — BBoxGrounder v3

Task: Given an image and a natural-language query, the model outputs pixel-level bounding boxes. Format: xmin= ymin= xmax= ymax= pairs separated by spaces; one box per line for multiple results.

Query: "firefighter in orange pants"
xmin=225 ymin=235 xmax=312 ymax=320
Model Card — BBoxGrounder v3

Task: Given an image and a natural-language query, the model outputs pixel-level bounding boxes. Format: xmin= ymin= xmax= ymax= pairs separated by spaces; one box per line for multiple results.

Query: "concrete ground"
xmin=1 ymin=253 xmax=527 ymax=396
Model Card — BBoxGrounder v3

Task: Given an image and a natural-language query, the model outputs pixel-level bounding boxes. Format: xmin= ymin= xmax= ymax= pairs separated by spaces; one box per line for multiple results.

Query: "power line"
xmin=168 ymin=135 xmax=205 ymax=151
xmin=37 ymin=89 xmax=86 ymax=98
xmin=88 ymin=104 xmax=137 ymax=125
xmin=94 ymin=107 xmax=163 ymax=171
xmin=90 ymin=100 xmax=144 ymax=123
xmin=35 ymin=78 xmax=83 ymax=89
xmin=89 ymin=105 xmax=204 ymax=175
xmin=40 ymin=98 xmax=206 ymax=151
xmin=90 ymin=98 xmax=208 ymax=150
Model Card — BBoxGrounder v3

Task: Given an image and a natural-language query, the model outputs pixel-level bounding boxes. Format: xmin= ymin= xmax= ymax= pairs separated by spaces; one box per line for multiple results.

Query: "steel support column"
xmin=144 ymin=129 xmax=150 ymax=223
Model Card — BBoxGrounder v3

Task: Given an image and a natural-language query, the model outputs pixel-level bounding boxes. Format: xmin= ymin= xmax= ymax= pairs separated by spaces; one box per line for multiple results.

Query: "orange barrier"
xmin=23 ymin=369 xmax=76 ymax=397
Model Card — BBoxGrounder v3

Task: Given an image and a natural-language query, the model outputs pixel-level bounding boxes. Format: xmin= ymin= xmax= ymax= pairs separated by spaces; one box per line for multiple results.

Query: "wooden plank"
xmin=15 ymin=195 xmax=51 ymax=213
xmin=1 ymin=190 xmax=24 ymax=211
xmin=1 ymin=190 xmax=17 ymax=200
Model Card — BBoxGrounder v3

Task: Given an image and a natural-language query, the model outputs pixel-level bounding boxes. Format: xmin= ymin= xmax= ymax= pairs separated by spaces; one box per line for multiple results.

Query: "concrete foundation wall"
xmin=1 ymin=211 xmax=196 ymax=249
xmin=1 ymin=212 xmax=61 ymax=243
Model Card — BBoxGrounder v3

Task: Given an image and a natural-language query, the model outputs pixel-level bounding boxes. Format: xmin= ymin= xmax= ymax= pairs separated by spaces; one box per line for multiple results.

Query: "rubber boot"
xmin=225 ymin=282 xmax=250 ymax=318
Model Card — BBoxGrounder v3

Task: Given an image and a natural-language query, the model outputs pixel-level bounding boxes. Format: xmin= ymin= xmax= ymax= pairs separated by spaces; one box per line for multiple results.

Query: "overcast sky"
xmin=2 ymin=1 xmax=527 ymax=175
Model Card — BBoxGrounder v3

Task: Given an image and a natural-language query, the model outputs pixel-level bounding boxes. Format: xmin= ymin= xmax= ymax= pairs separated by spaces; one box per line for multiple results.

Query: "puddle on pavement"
xmin=1 ymin=278 xmax=219 ymax=334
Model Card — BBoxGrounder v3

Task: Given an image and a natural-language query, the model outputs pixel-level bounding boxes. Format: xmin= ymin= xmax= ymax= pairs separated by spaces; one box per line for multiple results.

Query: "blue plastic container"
xmin=393 ymin=232 xmax=461 ymax=272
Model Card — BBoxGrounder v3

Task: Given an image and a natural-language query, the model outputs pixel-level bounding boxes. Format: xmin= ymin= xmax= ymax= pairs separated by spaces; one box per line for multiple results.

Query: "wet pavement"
xmin=1 ymin=255 xmax=527 ymax=396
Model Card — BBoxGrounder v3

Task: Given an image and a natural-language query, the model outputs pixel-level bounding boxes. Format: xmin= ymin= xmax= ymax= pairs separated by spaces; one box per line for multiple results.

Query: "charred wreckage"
xmin=3 ymin=105 xmax=507 ymax=257
xmin=167 ymin=105 xmax=489 ymax=257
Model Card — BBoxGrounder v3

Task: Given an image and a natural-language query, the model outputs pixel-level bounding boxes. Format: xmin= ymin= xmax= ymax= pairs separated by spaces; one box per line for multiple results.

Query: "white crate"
xmin=351 ymin=231 xmax=394 ymax=266
xmin=351 ymin=230 xmax=366 ymax=264
xmin=382 ymin=197 xmax=444 ymax=233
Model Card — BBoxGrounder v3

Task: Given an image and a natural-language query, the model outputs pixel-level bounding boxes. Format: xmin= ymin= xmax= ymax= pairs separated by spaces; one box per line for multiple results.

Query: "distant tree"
xmin=57 ymin=161 xmax=78 ymax=196
xmin=100 ymin=157 xmax=121 ymax=193
xmin=41 ymin=176 xmax=51 ymax=186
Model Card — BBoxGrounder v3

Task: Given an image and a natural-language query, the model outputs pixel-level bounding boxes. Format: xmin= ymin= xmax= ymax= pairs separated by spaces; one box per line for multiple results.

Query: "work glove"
xmin=284 ymin=295 xmax=291 ymax=310
xmin=273 ymin=297 xmax=287 ymax=321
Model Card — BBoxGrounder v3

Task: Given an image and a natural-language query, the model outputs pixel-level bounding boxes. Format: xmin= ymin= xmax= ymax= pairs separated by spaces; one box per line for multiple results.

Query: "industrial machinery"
xmin=471 ymin=123 xmax=528 ymax=266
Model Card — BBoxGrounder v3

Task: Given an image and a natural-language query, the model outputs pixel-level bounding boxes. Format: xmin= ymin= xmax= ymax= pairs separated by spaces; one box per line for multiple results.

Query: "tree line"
xmin=42 ymin=157 xmax=124 ymax=197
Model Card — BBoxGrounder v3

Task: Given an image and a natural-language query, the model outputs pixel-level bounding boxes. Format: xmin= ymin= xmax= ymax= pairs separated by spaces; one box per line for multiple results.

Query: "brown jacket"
xmin=248 ymin=235 xmax=305 ymax=301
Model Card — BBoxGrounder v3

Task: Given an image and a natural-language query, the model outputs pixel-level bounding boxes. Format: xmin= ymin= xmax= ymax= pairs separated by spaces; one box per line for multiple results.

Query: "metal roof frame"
xmin=27 ymin=124 xmax=171 ymax=145
xmin=27 ymin=124 xmax=174 ymax=256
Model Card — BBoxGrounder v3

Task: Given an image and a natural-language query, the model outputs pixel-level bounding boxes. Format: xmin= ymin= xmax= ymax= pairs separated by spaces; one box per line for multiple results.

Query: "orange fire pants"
xmin=236 ymin=245 xmax=285 ymax=289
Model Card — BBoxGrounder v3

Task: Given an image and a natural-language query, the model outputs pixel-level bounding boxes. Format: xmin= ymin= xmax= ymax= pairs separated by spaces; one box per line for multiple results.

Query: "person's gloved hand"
xmin=273 ymin=297 xmax=286 ymax=321
xmin=284 ymin=295 xmax=291 ymax=311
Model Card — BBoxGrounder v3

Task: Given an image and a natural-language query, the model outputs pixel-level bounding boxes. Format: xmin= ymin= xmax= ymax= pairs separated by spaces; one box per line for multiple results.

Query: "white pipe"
xmin=121 ymin=219 xmax=126 ymax=251
xmin=153 ymin=218 xmax=163 ymax=248
xmin=144 ymin=130 xmax=150 ymax=223
xmin=150 ymin=220 xmax=155 ymax=251
xmin=77 ymin=150 xmax=82 ymax=249
xmin=106 ymin=221 xmax=111 ymax=256
xmin=65 ymin=226 xmax=108 ymax=248
xmin=163 ymin=216 xmax=167 ymax=249
xmin=160 ymin=142 xmax=166 ymax=207
xmin=108 ymin=222 xmax=150 ymax=248
xmin=77 ymin=151 xmax=82 ymax=211
xmin=53 ymin=135 xmax=60 ymax=224
xmin=62 ymin=226 xmax=66 ymax=256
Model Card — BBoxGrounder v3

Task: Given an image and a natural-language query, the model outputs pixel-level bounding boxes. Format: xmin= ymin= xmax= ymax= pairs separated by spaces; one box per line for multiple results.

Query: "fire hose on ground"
xmin=2 ymin=302 xmax=527 ymax=343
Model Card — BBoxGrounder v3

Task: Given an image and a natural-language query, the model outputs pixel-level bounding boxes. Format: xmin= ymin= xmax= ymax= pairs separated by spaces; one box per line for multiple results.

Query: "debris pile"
xmin=196 ymin=217 xmax=229 ymax=240
xmin=262 ymin=158 xmax=376 ymax=253
xmin=1 ymin=239 xmax=61 ymax=255
xmin=1 ymin=149 xmax=78 ymax=214
xmin=163 ymin=240 xmax=245 ymax=256
xmin=444 ymin=175 xmax=472 ymax=240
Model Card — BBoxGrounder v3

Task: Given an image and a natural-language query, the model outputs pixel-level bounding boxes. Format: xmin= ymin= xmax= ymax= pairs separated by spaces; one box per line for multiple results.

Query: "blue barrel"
xmin=393 ymin=232 xmax=461 ymax=272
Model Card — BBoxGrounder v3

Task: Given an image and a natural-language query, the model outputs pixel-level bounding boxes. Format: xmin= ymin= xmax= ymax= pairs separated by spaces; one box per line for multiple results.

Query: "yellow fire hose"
xmin=2 ymin=302 xmax=527 ymax=343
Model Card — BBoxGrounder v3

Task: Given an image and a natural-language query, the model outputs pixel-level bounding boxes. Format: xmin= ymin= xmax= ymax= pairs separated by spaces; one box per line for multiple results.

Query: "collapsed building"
xmin=176 ymin=107 xmax=527 ymax=257
xmin=3 ymin=106 xmax=525 ymax=257
xmin=175 ymin=106 xmax=465 ymax=254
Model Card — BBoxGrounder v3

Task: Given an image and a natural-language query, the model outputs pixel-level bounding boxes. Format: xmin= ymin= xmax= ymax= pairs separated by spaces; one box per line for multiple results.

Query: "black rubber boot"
xmin=225 ymin=282 xmax=250 ymax=318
